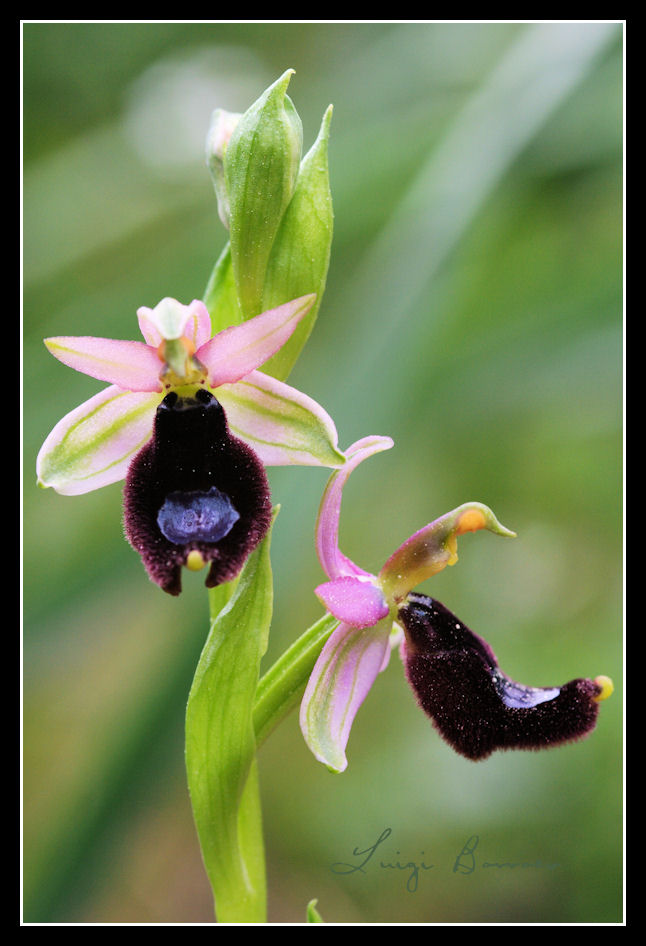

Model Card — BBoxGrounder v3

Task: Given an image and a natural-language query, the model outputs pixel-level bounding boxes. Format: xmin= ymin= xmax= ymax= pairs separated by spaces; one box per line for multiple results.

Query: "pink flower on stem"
xmin=300 ymin=438 xmax=613 ymax=771
xmin=37 ymin=294 xmax=346 ymax=593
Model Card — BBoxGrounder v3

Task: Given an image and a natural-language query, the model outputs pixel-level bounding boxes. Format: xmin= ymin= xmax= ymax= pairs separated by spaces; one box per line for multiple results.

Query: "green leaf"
xmin=306 ymin=898 xmax=324 ymax=923
xmin=185 ymin=512 xmax=277 ymax=923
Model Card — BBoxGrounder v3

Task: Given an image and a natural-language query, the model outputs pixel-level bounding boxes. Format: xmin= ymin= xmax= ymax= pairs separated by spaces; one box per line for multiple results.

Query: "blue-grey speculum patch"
xmin=157 ymin=486 xmax=240 ymax=544
xmin=493 ymin=671 xmax=560 ymax=709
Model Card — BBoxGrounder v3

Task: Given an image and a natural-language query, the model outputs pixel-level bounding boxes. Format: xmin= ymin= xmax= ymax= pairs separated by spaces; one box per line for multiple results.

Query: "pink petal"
xmin=137 ymin=298 xmax=211 ymax=349
xmin=315 ymin=577 xmax=389 ymax=628
xmin=137 ymin=309 xmax=163 ymax=347
xmin=45 ymin=337 xmax=162 ymax=392
xmin=37 ymin=385 xmax=160 ymax=495
xmin=316 ymin=435 xmax=394 ymax=581
xmin=216 ymin=370 xmax=344 ymax=467
xmin=183 ymin=300 xmax=212 ymax=350
xmin=195 ymin=294 xmax=316 ymax=387
xmin=299 ymin=618 xmax=392 ymax=773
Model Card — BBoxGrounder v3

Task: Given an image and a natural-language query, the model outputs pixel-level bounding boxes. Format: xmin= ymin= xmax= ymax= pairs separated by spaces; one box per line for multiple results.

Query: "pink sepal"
xmin=45 ymin=337 xmax=162 ymax=392
xmin=299 ymin=618 xmax=393 ymax=773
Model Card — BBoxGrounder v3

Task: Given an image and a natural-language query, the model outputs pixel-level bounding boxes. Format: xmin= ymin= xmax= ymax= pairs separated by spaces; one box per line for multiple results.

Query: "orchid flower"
xmin=37 ymin=294 xmax=346 ymax=594
xmin=300 ymin=437 xmax=613 ymax=771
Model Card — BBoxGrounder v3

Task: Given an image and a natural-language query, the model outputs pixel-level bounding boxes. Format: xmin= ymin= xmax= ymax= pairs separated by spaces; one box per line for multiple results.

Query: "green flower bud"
xmin=225 ymin=69 xmax=303 ymax=320
xmin=260 ymin=105 xmax=334 ymax=381
xmin=203 ymin=243 xmax=244 ymax=337
xmin=203 ymin=77 xmax=333 ymax=383
xmin=205 ymin=108 xmax=242 ymax=229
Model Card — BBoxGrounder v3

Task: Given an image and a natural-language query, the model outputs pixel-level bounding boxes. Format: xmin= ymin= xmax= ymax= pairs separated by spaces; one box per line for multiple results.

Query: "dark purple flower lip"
xmin=398 ymin=593 xmax=608 ymax=762
xmin=124 ymin=389 xmax=272 ymax=595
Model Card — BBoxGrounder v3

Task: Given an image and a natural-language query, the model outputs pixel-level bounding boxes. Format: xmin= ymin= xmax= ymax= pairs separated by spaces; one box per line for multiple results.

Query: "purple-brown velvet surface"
xmin=124 ymin=389 xmax=272 ymax=595
xmin=399 ymin=593 xmax=600 ymax=761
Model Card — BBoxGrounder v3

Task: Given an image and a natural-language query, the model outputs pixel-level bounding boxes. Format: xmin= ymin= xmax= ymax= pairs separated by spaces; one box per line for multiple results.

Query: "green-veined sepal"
xmin=216 ymin=369 xmax=346 ymax=468
xmin=36 ymin=385 xmax=160 ymax=495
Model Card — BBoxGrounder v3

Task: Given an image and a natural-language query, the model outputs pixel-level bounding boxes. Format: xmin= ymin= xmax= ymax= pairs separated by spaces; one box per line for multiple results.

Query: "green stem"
xmin=186 ymin=533 xmax=274 ymax=923
xmin=253 ymin=613 xmax=338 ymax=747
xmin=188 ymin=546 xmax=336 ymax=922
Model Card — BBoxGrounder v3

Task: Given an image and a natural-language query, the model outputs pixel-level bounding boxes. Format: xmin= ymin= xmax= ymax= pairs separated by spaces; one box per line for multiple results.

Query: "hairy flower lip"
xmin=123 ymin=389 xmax=272 ymax=595
xmin=398 ymin=593 xmax=608 ymax=762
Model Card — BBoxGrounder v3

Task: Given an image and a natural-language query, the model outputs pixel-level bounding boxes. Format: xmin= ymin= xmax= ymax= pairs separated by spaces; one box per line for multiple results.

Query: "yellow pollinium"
xmin=446 ymin=534 xmax=459 ymax=567
xmin=186 ymin=550 xmax=206 ymax=572
xmin=594 ymin=675 xmax=614 ymax=702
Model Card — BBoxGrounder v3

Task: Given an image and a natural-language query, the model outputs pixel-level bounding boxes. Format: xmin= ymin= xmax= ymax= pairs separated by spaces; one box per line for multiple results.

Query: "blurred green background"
xmin=23 ymin=22 xmax=623 ymax=924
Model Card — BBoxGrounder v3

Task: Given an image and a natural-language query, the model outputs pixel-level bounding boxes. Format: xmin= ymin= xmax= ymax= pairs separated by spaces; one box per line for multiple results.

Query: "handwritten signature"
xmin=330 ymin=829 xmax=560 ymax=893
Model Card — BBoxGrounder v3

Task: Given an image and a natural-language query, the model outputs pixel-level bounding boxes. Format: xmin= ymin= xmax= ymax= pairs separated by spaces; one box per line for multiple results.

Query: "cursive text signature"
xmin=330 ymin=829 xmax=559 ymax=892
